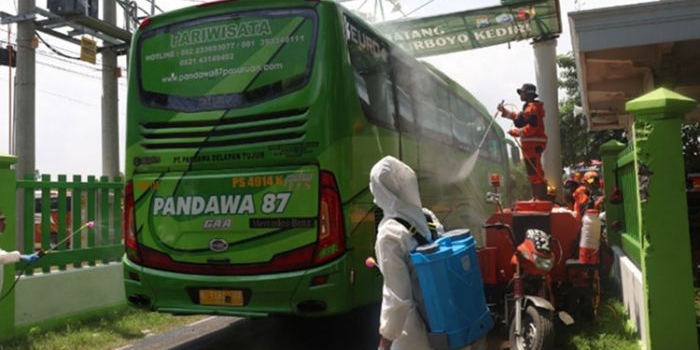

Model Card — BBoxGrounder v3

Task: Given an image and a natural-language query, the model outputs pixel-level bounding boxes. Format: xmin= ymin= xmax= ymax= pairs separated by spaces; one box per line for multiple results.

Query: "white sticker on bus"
xmin=161 ymin=64 xmax=284 ymax=83
xmin=170 ymin=20 xmax=272 ymax=48
xmin=152 ymin=192 xmax=292 ymax=216
xmin=153 ymin=195 xmax=255 ymax=216
xmin=261 ymin=193 xmax=291 ymax=214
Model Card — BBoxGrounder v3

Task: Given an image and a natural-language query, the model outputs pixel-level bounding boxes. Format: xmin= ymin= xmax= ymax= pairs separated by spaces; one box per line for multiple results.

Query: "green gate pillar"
xmin=600 ymin=140 xmax=626 ymax=247
xmin=0 ymin=154 xmax=17 ymax=339
xmin=626 ymin=88 xmax=698 ymax=350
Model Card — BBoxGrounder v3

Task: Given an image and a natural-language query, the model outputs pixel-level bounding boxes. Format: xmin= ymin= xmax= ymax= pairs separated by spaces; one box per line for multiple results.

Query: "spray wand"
xmin=0 ymin=221 xmax=95 ymax=302
xmin=42 ymin=221 xmax=95 ymax=255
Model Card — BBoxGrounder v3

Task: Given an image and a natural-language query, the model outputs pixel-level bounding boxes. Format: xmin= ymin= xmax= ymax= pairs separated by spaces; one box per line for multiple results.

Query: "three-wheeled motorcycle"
xmin=477 ymin=184 xmax=605 ymax=350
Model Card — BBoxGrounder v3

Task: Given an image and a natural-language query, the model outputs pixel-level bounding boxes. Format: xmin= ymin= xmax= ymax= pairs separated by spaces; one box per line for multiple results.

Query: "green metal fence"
xmin=16 ymin=174 xmax=124 ymax=275
xmin=616 ymin=146 xmax=641 ymax=265
xmin=601 ymin=88 xmax=698 ymax=350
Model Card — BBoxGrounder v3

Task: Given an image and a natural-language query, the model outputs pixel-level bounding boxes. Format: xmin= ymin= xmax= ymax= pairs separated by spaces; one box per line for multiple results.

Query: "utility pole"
xmin=15 ymin=1 xmax=36 ymax=180
xmin=102 ymin=0 xmax=119 ymax=179
xmin=15 ymin=0 xmax=36 ymax=250
xmin=0 ymin=0 xmax=131 ymax=249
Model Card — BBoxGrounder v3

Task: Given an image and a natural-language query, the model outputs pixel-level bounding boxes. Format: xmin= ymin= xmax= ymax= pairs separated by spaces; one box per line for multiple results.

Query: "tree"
xmin=558 ymin=52 xmax=700 ymax=175
xmin=556 ymin=53 xmax=624 ymax=169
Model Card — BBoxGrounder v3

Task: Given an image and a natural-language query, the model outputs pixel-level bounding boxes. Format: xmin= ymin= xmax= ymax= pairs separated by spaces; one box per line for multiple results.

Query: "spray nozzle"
xmin=496 ymin=100 xmax=506 ymax=118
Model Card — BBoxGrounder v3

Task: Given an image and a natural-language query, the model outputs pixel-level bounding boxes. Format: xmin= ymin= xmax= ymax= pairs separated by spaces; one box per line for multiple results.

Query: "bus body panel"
xmin=124 ymin=0 xmax=510 ymax=318
xmin=124 ymin=253 xmax=352 ymax=317
xmin=132 ymin=166 xmax=319 ymax=263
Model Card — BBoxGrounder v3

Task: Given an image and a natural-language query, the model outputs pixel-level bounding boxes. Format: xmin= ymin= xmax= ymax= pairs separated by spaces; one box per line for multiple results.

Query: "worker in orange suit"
xmin=573 ymin=171 xmax=605 ymax=219
xmin=498 ymin=83 xmax=548 ymax=200
xmin=563 ymin=172 xmax=582 ymax=209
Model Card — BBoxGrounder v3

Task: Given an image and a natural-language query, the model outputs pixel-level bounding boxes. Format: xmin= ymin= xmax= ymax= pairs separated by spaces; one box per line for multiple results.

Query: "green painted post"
xmin=0 ymin=154 xmax=17 ymax=339
xmin=600 ymin=140 xmax=626 ymax=247
xmin=626 ymin=88 xmax=698 ymax=350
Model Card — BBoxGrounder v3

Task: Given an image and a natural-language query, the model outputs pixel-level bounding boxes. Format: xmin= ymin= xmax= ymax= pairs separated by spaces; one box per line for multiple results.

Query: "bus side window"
xmin=510 ymin=142 xmax=521 ymax=164
xmin=393 ymin=56 xmax=416 ymax=132
xmin=413 ymin=72 xmax=434 ymax=134
xmin=415 ymin=73 xmax=451 ymax=143
xmin=452 ymin=116 xmax=472 ymax=152
xmin=353 ymin=70 xmax=370 ymax=108
xmin=347 ymin=35 xmax=394 ymax=128
xmin=472 ymin=112 xmax=487 ymax=149
xmin=452 ymin=99 xmax=472 ymax=151
xmin=484 ymin=129 xmax=502 ymax=161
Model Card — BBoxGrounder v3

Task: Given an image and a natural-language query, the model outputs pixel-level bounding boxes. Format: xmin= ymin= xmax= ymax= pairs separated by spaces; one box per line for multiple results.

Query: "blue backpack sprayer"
xmin=367 ymin=221 xmax=493 ymax=350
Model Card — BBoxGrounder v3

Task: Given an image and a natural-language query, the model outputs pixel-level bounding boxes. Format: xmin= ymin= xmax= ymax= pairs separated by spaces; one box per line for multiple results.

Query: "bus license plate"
xmin=199 ymin=289 xmax=244 ymax=306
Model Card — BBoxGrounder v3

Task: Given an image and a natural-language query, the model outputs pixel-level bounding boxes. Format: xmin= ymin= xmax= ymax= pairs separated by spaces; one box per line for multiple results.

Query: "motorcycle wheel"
xmin=509 ymin=305 xmax=554 ymax=350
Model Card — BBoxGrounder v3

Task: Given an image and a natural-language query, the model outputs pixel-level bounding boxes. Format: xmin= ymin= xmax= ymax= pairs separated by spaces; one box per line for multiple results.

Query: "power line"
xmin=35 ymin=31 xmax=80 ymax=60
xmin=349 ymin=0 xmax=445 ymax=20
xmin=36 ymin=60 xmax=102 ymax=80
xmin=36 ymin=59 xmax=129 ymax=90
xmin=3 ymin=34 xmax=131 ymax=76
xmin=0 ymin=36 xmax=128 ymax=85
xmin=405 ymin=0 xmax=439 ymax=17
xmin=37 ymin=87 xmax=100 ymax=107
xmin=0 ymin=75 xmax=113 ymax=109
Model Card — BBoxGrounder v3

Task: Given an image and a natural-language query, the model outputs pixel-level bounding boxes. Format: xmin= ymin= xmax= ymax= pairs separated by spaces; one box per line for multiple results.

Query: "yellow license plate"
xmin=199 ymin=289 xmax=244 ymax=306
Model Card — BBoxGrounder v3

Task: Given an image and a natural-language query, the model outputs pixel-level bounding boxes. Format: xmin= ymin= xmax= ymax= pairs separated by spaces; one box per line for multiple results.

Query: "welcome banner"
xmin=373 ymin=0 xmax=561 ymax=57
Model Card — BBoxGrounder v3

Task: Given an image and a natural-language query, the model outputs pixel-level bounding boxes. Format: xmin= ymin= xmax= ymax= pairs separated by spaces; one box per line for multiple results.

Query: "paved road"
xmin=116 ymin=304 xmax=381 ymax=350
xmin=116 ymin=304 xmax=509 ymax=350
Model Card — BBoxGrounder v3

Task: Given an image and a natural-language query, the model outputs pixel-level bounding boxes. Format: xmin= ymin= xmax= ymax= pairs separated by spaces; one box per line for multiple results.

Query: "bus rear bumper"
xmin=123 ymin=255 xmax=354 ymax=317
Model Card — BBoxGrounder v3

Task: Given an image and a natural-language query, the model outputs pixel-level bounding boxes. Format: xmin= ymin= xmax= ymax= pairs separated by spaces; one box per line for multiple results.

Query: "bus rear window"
xmin=137 ymin=8 xmax=317 ymax=112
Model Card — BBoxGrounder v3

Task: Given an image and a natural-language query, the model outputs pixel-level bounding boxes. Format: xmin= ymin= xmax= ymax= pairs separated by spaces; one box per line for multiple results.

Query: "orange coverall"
xmin=573 ymin=185 xmax=604 ymax=219
xmin=505 ymin=101 xmax=547 ymax=185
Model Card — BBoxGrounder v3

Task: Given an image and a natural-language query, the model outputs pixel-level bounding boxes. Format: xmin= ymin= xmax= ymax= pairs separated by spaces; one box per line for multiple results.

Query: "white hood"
xmin=369 ymin=156 xmax=431 ymax=241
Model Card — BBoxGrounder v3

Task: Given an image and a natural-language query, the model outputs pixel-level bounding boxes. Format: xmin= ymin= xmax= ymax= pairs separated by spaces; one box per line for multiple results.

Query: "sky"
xmin=0 ymin=0 xmax=654 ymax=177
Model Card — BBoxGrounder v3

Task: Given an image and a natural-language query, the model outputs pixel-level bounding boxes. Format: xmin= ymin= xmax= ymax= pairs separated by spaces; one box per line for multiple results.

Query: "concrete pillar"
xmin=0 ymin=154 xmax=17 ymax=339
xmin=14 ymin=0 xmax=36 ymax=251
xmin=532 ymin=37 xmax=562 ymax=200
xmin=101 ymin=0 xmax=120 ymax=178
xmin=626 ymin=88 xmax=698 ymax=350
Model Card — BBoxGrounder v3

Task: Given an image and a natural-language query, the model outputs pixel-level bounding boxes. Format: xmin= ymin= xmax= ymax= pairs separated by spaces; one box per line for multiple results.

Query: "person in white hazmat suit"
xmin=370 ymin=156 xmax=485 ymax=350
xmin=0 ymin=211 xmax=41 ymax=290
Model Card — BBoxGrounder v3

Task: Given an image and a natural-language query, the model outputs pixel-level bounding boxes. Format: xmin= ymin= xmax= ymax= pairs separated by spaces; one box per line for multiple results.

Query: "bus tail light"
xmin=139 ymin=244 xmax=315 ymax=275
xmin=138 ymin=17 xmax=151 ymax=29
xmin=123 ymin=181 xmax=142 ymax=264
xmin=313 ymin=171 xmax=346 ymax=265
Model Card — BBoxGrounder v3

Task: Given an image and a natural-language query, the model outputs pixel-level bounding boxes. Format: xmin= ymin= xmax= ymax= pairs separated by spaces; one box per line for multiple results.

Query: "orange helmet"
xmin=582 ymin=171 xmax=599 ymax=184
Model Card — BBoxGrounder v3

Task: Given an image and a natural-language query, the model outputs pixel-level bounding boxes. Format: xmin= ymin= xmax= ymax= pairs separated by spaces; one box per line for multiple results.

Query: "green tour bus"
xmin=123 ymin=0 xmax=513 ymax=318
